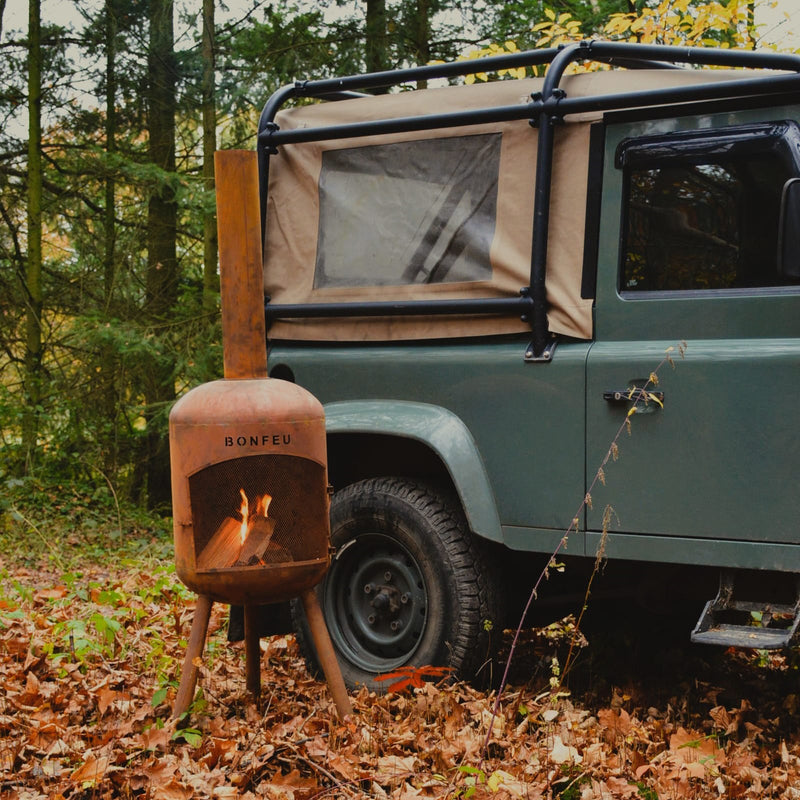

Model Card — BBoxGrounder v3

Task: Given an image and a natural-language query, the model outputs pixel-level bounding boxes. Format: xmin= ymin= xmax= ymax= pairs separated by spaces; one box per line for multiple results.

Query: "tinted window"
xmin=620 ymin=126 xmax=796 ymax=292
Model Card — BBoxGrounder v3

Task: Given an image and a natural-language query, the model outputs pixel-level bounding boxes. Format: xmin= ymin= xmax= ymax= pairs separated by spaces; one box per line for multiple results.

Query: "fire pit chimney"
xmin=169 ymin=150 xmax=351 ymax=719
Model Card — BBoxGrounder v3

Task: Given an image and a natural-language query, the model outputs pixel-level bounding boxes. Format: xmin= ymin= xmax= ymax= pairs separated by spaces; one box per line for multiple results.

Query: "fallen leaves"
xmin=3 ymin=561 xmax=800 ymax=800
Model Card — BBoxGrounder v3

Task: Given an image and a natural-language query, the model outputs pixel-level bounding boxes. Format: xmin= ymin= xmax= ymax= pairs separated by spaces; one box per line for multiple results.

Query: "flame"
xmin=238 ymin=489 xmax=272 ymax=546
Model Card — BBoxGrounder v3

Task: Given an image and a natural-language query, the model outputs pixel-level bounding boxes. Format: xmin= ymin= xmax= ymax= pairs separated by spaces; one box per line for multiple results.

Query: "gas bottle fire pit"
xmin=169 ymin=150 xmax=351 ymax=719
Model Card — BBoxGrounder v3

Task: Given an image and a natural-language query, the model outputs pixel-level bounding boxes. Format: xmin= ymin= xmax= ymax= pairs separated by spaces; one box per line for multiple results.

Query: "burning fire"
xmin=238 ymin=489 xmax=272 ymax=545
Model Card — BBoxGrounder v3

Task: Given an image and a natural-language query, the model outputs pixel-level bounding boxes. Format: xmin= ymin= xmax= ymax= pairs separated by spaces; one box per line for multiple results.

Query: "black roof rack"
xmin=257 ymin=41 xmax=800 ymax=358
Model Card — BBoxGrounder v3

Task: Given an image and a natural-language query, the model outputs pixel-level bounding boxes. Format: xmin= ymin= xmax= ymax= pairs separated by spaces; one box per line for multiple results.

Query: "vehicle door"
xmin=585 ymin=107 xmax=800 ymax=571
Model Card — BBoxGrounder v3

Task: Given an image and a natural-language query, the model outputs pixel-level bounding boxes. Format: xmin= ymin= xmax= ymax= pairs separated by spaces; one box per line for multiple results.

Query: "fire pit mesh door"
xmin=189 ymin=454 xmax=328 ymax=571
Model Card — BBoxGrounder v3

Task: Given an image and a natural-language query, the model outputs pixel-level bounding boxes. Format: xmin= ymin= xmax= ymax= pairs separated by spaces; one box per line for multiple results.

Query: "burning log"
xmin=235 ymin=515 xmax=276 ymax=566
xmin=196 ymin=517 xmax=243 ymax=570
xmin=196 ymin=488 xmax=289 ymax=569
xmin=195 ymin=514 xmax=279 ymax=569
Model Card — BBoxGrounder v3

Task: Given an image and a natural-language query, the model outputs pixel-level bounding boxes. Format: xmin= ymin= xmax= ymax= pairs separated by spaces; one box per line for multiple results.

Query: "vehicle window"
xmin=620 ymin=129 xmax=795 ymax=293
xmin=314 ymin=133 xmax=500 ymax=288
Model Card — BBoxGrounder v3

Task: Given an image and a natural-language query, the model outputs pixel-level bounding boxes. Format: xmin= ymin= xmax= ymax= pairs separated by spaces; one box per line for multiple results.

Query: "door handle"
xmin=603 ymin=389 xmax=664 ymax=405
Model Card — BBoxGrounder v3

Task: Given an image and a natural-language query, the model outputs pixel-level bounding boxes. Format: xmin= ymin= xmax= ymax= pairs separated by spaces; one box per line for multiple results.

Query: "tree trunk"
xmin=145 ymin=0 xmax=178 ymax=510
xmin=365 ymin=0 xmax=388 ymax=79
xmin=23 ymin=0 xmax=43 ymax=473
xmin=99 ymin=0 xmax=120 ymax=477
xmin=202 ymin=0 xmax=218 ymax=313
xmin=413 ymin=0 xmax=430 ymax=89
xmin=0 ymin=0 xmax=8 ymax=42
xmin=104 ymin=0 xmax=117 ymax=308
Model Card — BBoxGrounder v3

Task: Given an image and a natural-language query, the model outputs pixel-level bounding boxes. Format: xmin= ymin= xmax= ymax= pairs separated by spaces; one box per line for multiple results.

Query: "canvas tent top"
xmin=259 ymin=43 xmax=800 ymax=344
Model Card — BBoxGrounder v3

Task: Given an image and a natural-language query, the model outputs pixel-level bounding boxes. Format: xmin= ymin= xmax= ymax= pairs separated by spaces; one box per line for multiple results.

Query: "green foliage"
xmin=635 ymin=781 xmax=659 ymax=799
xmin=0 ymin=472 xmax=172 ymax=569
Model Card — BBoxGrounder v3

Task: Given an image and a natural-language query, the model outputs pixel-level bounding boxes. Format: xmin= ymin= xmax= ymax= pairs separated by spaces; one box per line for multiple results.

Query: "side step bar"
xmin=691 ymin=570 xmax=800 ymax=649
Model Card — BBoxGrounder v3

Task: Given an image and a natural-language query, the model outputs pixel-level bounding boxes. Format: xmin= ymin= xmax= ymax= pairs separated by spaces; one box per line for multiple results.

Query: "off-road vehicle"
xmin=250 ymin=41 xmax=800 ymax=687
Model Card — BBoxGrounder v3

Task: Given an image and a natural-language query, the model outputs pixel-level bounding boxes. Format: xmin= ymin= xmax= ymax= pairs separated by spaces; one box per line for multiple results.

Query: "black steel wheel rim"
xmin=323 ymin=533 xmax=428 ymax=672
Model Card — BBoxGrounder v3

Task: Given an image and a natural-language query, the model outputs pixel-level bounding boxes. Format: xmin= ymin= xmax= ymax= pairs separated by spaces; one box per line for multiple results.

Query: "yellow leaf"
xmin=627 ymin=406 xmax=637 ymax=417
xmin=647 ymin=392 xmax=663 ymax=408
xmin=545 ymin=7 xmax=556 ymax=20
xmin=465 ymin=74 xmax=476 ymax=85
xmin=505 ymin=39 xmax=518 ymax=51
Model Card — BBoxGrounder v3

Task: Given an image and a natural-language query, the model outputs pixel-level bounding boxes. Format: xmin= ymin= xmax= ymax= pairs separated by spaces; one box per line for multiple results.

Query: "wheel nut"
xmin=384 ymin=571 xmax=392 ymax=582
xmin=390 ymin=620 xmax=402 ymax=631
xmin=400 ymin=593 xmax=409 ymax=604
xmin=368 ymin=614 xmax=377 ymax=625
xmin=364 ymin=583 xmax=373 ymax=594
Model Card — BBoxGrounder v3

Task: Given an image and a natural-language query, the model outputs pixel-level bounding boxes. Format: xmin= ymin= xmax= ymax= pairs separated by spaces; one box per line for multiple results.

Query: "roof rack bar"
xmin=256 ymin=41 xmax=800 ymax=352
xmin=528 ymin=44 xmax=583 ymax=357
xmin=264 ymin=296 xmax=533 ymax=325
xmin=268 ymin=46 xmax=560 ymax=110
xmin=582 ymin=40 xmax=800 ymax=71
xmin=258 ymin=41 xmax=800 ymax=133
xmin=258 ymin=71 xmax=800 ymax=152
xmin=260 ymin=101 xmax=540 ymax=148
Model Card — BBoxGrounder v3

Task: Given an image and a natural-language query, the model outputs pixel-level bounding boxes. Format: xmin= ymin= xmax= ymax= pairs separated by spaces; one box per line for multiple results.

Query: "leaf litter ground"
xmin=3 ymin=558 xmax=800 ymax=800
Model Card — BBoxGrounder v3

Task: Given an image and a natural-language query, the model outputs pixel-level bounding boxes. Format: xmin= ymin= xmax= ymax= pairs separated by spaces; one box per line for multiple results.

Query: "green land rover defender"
xmin=250 ymin=41 xmax=800 ymax=688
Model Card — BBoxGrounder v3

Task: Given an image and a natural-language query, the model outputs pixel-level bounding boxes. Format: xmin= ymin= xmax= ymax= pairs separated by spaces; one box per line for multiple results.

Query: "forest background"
xmin=1 ymin=0 xmax=798 ymax=519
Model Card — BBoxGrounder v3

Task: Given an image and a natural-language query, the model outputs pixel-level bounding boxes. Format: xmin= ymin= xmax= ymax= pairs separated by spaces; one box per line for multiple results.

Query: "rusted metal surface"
xmin=172 ymin=594 xmax=213 ymax=718
xmin=244 ymin=605 xmax=262 ymax=697
xmin=169 ymin=149 xmax=348 ymax=716
xmin=215 ymin=149 xmax=267 ymax=380
xmin=169 ymin=378 xmax=330 ymax=605
xmin=301 ymin=588 xmax=353 ymax=718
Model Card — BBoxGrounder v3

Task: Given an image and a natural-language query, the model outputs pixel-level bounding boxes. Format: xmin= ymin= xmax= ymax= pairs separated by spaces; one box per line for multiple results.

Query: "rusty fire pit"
xmin=168 ymin=150 xmax=351 ymax=719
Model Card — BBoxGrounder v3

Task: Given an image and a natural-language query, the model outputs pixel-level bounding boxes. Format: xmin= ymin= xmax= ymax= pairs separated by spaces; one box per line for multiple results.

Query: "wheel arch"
xmin=324 ymin=400 xmax=502 ymax=544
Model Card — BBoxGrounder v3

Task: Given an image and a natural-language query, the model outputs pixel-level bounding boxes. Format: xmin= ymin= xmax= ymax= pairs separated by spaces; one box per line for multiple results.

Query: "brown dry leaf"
xmin=212 ymin=788 xmax=240 ymax=799
xmin=390 ymin=782 xmax=422 ymax=799
xmin=709 ymin=705 xmax=733 ymax=733
xmin=270 ymin=768 xmax=318 ymax=791
xmin=141 ymin=725 xmax=172 ymax=752
xmin=21 ymin=669 xmax=41 ymax=703
xmin=153 ymin=777 xmax=194 ymax=800
xmin=376 ymin=754 xmax=418 ymax=784
xmin=549 ymin=735 xmax=582 ymax=765
xmin=597 ymin=707 xmax=632 ymax=741
xmin=96 ymin=686 xmax=117 ymax=716
xmin=70 ymin=754 xmax=115 ymax=784
xmin=603 ymin=776 xmax=641 ymax=797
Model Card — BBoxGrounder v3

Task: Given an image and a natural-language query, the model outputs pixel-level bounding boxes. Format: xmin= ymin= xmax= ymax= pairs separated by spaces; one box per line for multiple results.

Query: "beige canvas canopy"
xmin=262 ymin=68 xmax=748 ymax=342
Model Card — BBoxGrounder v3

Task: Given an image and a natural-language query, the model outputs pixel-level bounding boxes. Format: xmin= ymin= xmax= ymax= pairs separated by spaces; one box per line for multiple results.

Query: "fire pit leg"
xmin=244 ymin=604 xmax=261 ymax=698
xmin=173 ymin=594 xmax=213 ymax=718
xmin=300 ymin=588 xmax=352 ymax=718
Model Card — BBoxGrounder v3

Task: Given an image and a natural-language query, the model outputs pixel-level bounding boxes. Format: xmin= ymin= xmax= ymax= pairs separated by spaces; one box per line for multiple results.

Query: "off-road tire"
xmin=291 ymin=477 xmax=502 ymax=690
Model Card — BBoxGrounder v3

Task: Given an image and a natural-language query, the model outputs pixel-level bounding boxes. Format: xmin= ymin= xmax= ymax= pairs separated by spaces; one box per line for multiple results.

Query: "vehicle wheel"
xmin=291 ymin=477 xmax=502 ymax=690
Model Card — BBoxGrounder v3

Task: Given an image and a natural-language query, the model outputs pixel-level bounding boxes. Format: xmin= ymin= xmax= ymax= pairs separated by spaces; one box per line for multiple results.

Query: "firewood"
xmin=235 ymin=515 xmax=276 ymax=566
xmin=197 ymin=517 xmax=243 ymax=570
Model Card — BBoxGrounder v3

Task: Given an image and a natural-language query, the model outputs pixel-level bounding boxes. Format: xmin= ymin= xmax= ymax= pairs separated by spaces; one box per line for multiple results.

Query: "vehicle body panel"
xmin=268 ymin=338 xmax=589 ymax=544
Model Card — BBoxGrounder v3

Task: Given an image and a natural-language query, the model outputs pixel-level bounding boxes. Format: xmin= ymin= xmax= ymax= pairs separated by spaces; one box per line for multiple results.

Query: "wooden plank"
xmin=235 ymin=516 xmax=276 ymax=565
xmin=196 ymin=516 xmax=242 ymax=570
